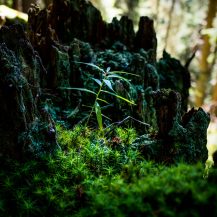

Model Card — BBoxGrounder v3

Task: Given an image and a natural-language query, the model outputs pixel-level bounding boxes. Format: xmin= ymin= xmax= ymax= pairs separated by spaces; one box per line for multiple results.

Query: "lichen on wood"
xmin=0 ymin=24 xmax=59 ymax=159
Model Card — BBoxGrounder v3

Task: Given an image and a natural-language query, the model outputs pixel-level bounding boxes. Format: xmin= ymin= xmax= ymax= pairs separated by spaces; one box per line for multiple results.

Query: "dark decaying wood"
xmin=0 ymin=0 xmax=210 ymax=162
xmin=0 ymin=25 xmax=59 ymax=159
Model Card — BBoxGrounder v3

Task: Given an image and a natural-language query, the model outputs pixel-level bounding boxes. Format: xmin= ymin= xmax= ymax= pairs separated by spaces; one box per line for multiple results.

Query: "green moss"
xmin=115 ymin=127 xmax=137 ymax=146
xmin=0 ymin=125 xmax=217 ymax=217
xmin=56 ymin=124 xmax=92 ymax=150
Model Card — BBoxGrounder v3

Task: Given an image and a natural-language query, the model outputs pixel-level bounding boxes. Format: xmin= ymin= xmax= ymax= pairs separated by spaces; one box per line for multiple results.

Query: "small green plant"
xmin=19 ymin=198 xmax=38 ymax=216
xmin=60 ymin=63 xmax=138 ymax=131
xmin=56 ymin=124 xmax=91 ymax=150
xmin=115 ymin=127 xmax=137 ymax=146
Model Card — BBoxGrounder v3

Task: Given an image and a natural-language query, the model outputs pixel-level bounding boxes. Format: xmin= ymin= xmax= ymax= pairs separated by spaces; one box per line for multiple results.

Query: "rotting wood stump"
xmin=0 ymin=25 xmax=59 ymax=159
xmin=0 ymin=0 xmax=210 ymax=163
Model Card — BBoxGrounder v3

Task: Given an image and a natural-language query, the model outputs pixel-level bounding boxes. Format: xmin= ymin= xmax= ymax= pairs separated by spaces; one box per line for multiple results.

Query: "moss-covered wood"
xmin=0 ymin=0 xmax=210 ymax=162
xmin=0 ymin=25 xmax=59 ymax=159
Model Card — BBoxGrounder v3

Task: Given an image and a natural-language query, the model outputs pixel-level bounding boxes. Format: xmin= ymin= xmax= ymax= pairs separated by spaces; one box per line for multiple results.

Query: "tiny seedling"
xmin=60 ymin=62 xmax=138 ymax=132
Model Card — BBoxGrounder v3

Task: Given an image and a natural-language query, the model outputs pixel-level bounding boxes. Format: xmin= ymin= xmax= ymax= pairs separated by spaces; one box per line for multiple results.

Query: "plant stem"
xmin=85 ymin=82 xmax=103 ymax=127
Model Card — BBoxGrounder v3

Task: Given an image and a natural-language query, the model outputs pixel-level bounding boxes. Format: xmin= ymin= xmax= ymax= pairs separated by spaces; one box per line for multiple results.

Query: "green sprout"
xmin=60 ymin=62 xmax=138 ymax=132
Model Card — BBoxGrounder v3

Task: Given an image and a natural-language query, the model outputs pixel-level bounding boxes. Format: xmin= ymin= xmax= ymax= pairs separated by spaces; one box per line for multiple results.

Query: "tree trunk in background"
xmin=211 ymin=40 xmax=217 ymax=101
xmin=195 ymin=0 xmax=217 ymax=107
xmin=125 ymin=0 xmax=139 ymax=25
xmin=164 ymin=0 xmax=176 ymax=50
xmin=2 ymin=0 xmax=8 ymax=5
xmin=44 ymin=0 xmax=52 ymax=7
xmin=155 ymin=0 xmax=160 ymax=30
xmin=22 ymin=0 xmax=36 ymax=13
xmin=113 ymin=0 xmax=140 ymax=26
xmin=12 ymin=0 xmax=22 ymax=11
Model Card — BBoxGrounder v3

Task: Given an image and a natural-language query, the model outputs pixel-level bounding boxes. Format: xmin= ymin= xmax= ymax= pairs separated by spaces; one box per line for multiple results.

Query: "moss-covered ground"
xmin=1 ymin=124 xmax=217 ymax=217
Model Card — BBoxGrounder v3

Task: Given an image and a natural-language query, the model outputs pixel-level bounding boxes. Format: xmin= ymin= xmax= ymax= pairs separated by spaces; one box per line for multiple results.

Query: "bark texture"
xmin=195 ymin=0 xmax=217 ymax=106
xmin=0 ymin=25 xmax=59 ymax=159
xmin=133 ymin=89 xmax=210 ymax=164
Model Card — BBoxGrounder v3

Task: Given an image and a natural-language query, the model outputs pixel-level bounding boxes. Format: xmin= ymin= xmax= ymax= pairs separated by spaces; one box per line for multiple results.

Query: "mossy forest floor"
xmin=0 ymin=1 xmax=215 ymax=216
xmin=1 ymin=124 xmax=217 ymax=217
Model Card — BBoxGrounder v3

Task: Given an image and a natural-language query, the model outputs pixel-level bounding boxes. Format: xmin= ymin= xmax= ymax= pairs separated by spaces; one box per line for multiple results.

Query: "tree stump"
xmin=0 ymin=25 xmax=59 ymax=159
xmin=0 ymin=0 xmax=209 ymax=163
xmin=152 ymin=89 xmax=210 ymax=163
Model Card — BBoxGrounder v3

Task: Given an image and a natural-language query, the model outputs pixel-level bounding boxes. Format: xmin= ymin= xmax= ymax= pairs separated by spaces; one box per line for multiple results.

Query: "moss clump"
xmin=56 ymin=124 xmax=92 ymax=150
xmin=0 ymin=125 xmax=217 ymax=217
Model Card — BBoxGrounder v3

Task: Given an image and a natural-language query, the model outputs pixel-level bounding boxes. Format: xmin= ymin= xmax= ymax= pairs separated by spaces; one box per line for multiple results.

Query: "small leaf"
xmin=102 ymin=114 xmax=112 ymax=121
xmin=95 ymin=102 xmax=103 ymax=130
xmin=92 ymin=78 xmax=102 ymax=86
xmin=106 ymin=67 xmax=111 ymax=73
xmin=72 ymin=61 xmax=104 ymax=73
xmin=97 ymin=98 xmax=109 ymax=104
xmin=107 ymin=74 xmax=132 ymax=86
xmin=101 ymin=90 xmax=136 ymax=105
xmin=103 ymin=79 xmax=115 ymax=92
xmin=67 ymin=106 xmax=79 ymax=118
xmin=108 ymin=71 xmax=140 ymax=77
xmin=59 ymin=87 xmax=97 ymax=95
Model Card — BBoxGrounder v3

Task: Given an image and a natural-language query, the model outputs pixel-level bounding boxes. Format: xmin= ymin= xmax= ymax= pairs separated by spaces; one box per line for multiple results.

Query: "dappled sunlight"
xmin=91 ymin=0 xmax=122 ymax=22
xmin=204 ymin=120 xmax=217 ymax=178
xmin=207 ymin=122 xmax=217 ymax=155
xmin=0 ymin=5 xmax=28 ymax=22
xmin=207 ymin=119 xmax=217 ymax=162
